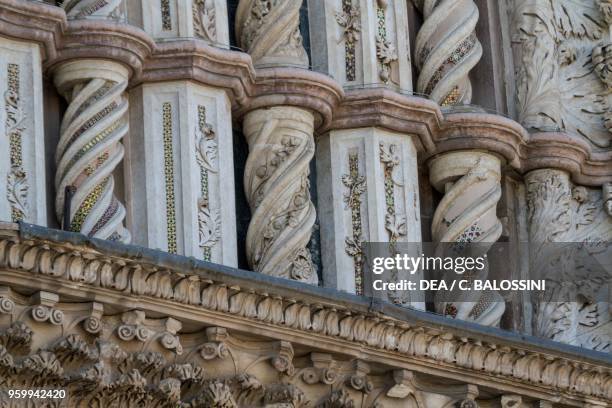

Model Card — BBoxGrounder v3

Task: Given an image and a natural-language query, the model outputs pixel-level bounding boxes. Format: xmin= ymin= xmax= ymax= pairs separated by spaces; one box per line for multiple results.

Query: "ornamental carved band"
xmin=53 ymin=60 xmax=131 ymax=243
xmin=429 ymin=152 xmax=504 ymax=326
xmin=413 ymin=0 xmax=482 ymax=106
xmin=235 ymin=0 xmax=308 ymax=67
xmin=242 ymin=107 xmax=318 ymax=285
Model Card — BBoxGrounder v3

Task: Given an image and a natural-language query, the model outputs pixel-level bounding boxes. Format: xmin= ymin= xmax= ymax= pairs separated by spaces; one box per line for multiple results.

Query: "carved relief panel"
xmin=526 ymin=169 xmax=611 ymax=351
xmin=0 ymin=38 xmax=46 ymax=226
xmin=309 ymin=0 xmax=412 ymax=90
xmin=316 ymin=129 xmax=423 ymax=307
xmin=510 ymin=0 xmax=612 ymax=149
xmin=127 ymin=82 xmax=237 ymax=266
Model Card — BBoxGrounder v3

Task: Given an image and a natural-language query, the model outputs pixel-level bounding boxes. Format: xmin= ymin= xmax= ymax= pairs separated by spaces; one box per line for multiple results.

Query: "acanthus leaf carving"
xmin=513 ymin=0 xmax=612 ymax=148
xmin=526 ymin=169 xmax=611 ymax=351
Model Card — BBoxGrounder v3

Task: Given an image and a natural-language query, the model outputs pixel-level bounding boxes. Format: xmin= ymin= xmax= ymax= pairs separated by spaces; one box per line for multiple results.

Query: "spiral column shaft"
xmin=242 ymin=107 xmax=318 ymax=285
xmin=61 ymin=0 xmax=124 ymax=19
xmin=413 ymin=0 xmax=482 ymax=106
xmin=429 ymin=151 xmax=504 ymax=326
xmin=235 ymin=0 xmax=308 ymax=67
xmin=53 ymin=59 xmax=130 ymax=243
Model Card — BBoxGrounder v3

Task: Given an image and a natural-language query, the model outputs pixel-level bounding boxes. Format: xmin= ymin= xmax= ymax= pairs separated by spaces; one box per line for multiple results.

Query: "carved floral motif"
xmin=4 ymin=63 xmax=28 ymax=222
xmin=336 ymin=0 xmax=361 ymax=82
xmin=375 ymin=2 xmax=398 ymax=84
xmin=380 ymin=143 xmax=407 ymax=244
xmin=195 ymin=105 xmax=220 ymax=261
xmin=342 ymin=152 xmax=366 ymax=295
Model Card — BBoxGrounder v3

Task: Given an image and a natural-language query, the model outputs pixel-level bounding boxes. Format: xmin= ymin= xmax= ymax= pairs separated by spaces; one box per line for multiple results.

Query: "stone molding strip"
xmin=0 ymin=222 xmax=610 ymax=405
xmin=0 ymin=0 xmax=610 ymax=185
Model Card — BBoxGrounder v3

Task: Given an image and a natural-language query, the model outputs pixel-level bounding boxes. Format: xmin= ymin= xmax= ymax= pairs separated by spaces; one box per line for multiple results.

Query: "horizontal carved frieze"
xmin=0 ymin=224 xmax=610 ymax=404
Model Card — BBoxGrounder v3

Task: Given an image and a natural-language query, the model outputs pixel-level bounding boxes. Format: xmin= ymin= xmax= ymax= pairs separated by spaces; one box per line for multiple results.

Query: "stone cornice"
xmin=49 ymin=19 xmax=155 ymax=79
xmin=0 ymin=0 xmax=609 ymax=186
xmin=0 ymin=222 xmax=610 ymax=405
xmin=235 ymin=67 xmax=344 ymax=129
xmin=0 ymin=0 xmax=65 ymax=61
xmin=138 ymin=40 xmax=256 ymax=107
xmin=329 ymin=91 xmax=612 ymax=186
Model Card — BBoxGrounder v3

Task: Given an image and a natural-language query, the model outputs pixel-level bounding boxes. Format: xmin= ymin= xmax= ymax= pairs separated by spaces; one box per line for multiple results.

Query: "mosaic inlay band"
xmin=5 ymin=63 xmax=27 ymax=222
xmin=342 ymin=151 xmax=366 ymax=295
xmin=162 ymin=102 xmax=178 ymax=254
xmin=375 ymin=3 xmax=397 ymax=83
xmin=336 ymin=0 xmax=360 ymax=82
xmin=161 ymin=0 xmax=172 ymax=31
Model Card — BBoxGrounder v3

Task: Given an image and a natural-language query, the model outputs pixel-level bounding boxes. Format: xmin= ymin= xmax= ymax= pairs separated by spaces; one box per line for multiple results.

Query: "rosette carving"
xmin=413 ymin=0 xmax=482 ymax=105
xmin=429 ymin=152 xmax=505 ymax=326
xmin=235 ymin=0 xmax=308 ymax=67
xmin=242 ymin=107 xmax=318 ymax=285
xmin=53 ymin=60 xmax=131 ymax=243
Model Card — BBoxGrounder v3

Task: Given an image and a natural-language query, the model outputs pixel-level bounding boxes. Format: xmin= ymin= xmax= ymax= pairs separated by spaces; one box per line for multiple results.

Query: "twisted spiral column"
xmin=413 ymin=0 xmax=482 ymax=106
xmin=429 ymin=152 xmax=504 ymax=326
xmin=61 ymin=0 xmax=124 ymax=20
xmin=242 ymin=107 xmax=318 ymax=285
xmin=53 ymin=60 xmax=130 ymax=243
xmin=235 ymin=0 xmax=308 ymax=67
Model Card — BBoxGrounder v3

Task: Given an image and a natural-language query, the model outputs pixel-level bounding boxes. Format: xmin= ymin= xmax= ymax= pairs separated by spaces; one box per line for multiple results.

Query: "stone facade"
xmin=0 ymin=0 xmax=609 ymax=406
